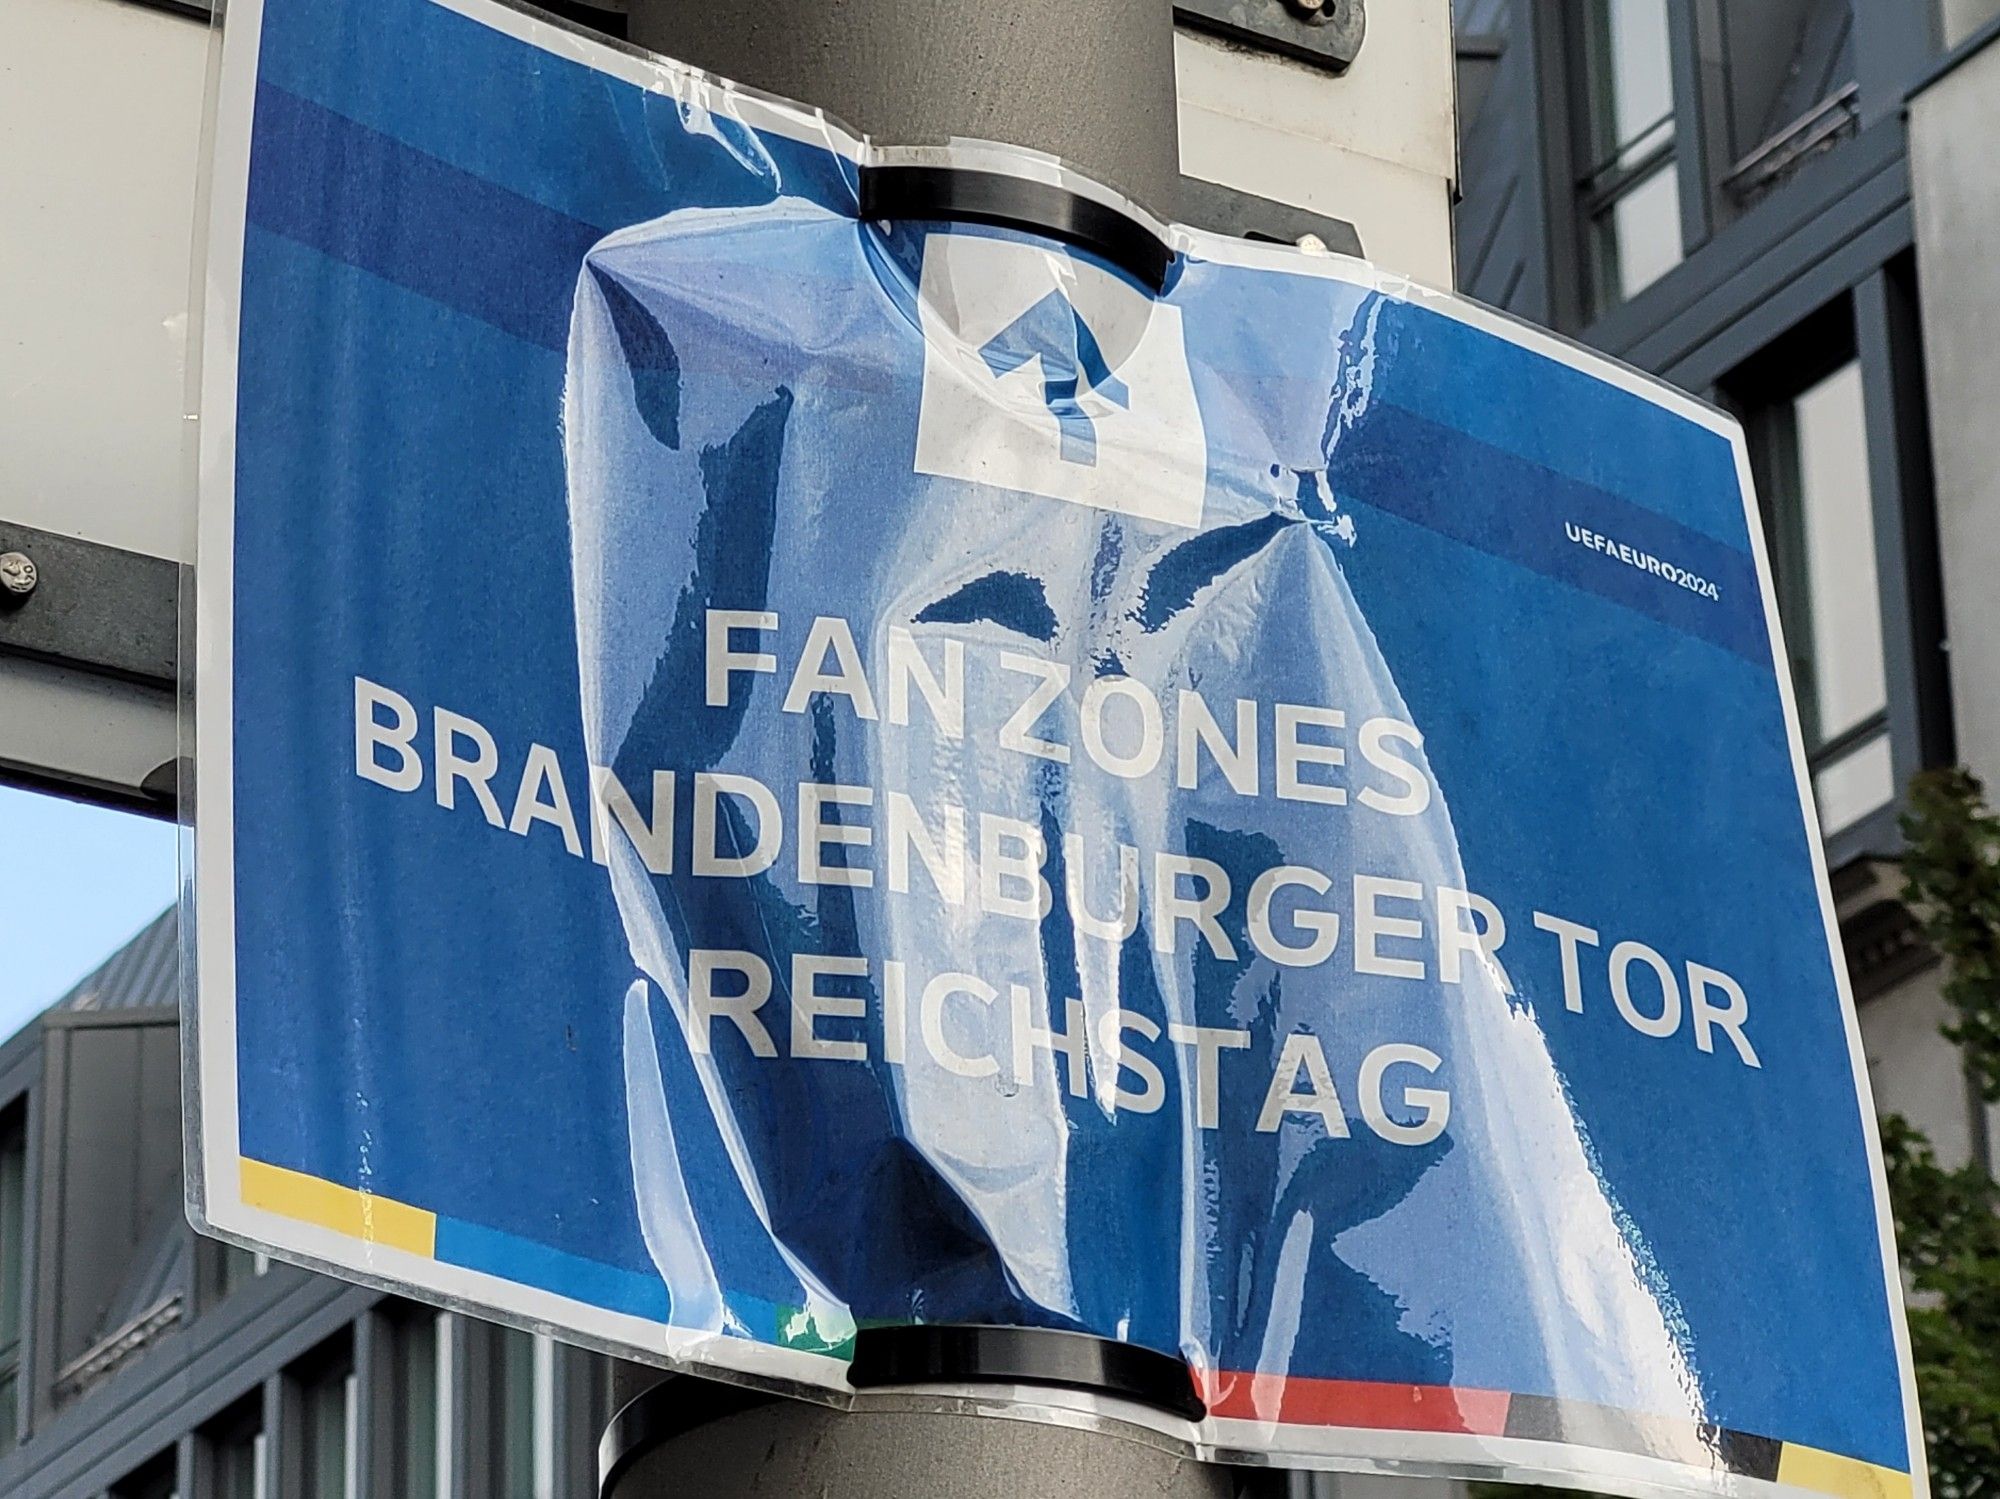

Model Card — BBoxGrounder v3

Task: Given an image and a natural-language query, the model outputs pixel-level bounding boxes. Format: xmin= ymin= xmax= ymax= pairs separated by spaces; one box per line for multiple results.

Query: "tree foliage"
xmin=1890 ymin=768 xmax=2000 ymax=1499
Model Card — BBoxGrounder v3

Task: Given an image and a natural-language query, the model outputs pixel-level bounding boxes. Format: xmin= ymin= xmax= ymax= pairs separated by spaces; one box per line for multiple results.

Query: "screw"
xmin=0 ymin=552 xmax=36 ymax=602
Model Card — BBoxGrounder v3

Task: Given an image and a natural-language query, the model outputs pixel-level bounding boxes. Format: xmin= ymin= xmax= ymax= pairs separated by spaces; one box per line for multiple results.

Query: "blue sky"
xmin=0 ymin=784 xmax=181 ymax=1044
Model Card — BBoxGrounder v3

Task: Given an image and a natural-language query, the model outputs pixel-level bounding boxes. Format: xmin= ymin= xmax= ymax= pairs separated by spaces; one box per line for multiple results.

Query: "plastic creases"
xmin=189 ymin=0 xmax=1923 ymax=1492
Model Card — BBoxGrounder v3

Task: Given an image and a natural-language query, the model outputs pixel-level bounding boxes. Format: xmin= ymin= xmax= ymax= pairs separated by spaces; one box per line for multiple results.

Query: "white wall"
xmin=1911 ymin=39 xmax=2000 ymax=803
xmin=1859 ymin=965 xmax=1982 ymax=1169
xmin=0 ymin=0 xmax=210 ymax=565
xmin=1942 ymin=0 xmax=2000 ymax=48
xmin=1175 ymin=0 xmax=1458 ymax=288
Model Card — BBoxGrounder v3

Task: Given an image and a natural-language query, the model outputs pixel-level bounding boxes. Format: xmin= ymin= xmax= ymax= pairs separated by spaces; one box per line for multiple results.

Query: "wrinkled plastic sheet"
xmin=187 ymin=0 xmax=1924 ymax=1491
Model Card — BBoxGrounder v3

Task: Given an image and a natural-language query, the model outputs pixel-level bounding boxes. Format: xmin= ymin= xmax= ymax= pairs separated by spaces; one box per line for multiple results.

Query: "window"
xmin=493 ymin=1328 xmax=556 ymax=1499
xmin=1755 ymin=356 xmax=1894 ymax=836
xmin=1575 ymin=0 xmax=1683 ymax=315
xmin=298 ymin=1352 xmax=358 ymax=1499
xmin=216 ymin=1243 xmax=270 ymax=1303
xmin=203 ymin=1402 xmax=266 ymax=1499
xmin=111 ymin=1453 xmax=179 ymax=1499
xmin=0 ymin=1108 xmax=24 ymax=1452
xmin=391 ymin=1311 xmax=447 ymax=1499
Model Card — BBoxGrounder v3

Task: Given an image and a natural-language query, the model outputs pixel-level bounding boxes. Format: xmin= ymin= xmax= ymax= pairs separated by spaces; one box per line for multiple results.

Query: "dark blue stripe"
xmin=1338 ymin=402 xmax=1769 ymax=664
xmin=246 ymin=82 xmax=607 ymax=351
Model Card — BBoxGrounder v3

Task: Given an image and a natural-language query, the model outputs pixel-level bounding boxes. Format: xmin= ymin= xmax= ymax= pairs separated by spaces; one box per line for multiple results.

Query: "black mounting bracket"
xmin=1175 ymin=0 xmax=1367 ymax=74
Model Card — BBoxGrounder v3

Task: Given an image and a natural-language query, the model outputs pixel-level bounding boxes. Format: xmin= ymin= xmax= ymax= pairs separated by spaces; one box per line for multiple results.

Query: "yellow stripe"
xmin=1778 ymin=1444 xmax=1914 ymax=1499
xmin=239 ymin=1159 xmax=436 ymax=1258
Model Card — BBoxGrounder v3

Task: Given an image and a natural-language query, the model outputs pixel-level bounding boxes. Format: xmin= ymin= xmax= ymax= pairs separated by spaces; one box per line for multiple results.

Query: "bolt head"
xmin=0 ymin=552 xmax=36 ymax=599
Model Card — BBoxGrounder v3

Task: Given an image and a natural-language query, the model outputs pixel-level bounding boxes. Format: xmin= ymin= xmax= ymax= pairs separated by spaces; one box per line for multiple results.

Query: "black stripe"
xmin=1504 ymin=1394 xmax=1782 ymax=1480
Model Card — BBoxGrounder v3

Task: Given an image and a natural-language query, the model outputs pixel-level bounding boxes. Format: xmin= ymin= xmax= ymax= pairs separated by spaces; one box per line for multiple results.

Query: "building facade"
xmin=0 ymin=910 xmax=627 ymax=1498
xmin=1453 ymin=0 xmax=2000 ymax=1171
xmin=8 ymin=0 xmax=2000 ymax=1495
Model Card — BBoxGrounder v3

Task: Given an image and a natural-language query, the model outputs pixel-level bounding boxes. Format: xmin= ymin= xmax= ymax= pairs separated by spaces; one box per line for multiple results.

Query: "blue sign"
xmin=192 ymin=0 xmax=1923 ymax=1491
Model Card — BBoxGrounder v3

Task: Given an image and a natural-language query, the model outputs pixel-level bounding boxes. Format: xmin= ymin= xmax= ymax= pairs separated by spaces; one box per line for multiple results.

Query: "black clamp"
xmin=858 ymin=165 xmax=1175 ymax=296
xmin=848 ymin=1324 xmax=1208 ymax=1424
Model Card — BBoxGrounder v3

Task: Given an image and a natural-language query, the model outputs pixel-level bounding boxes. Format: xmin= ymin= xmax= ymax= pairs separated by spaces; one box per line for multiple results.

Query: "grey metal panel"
xmin=1670 ymin=0 xmax=1720 ymax=249
xmin=1851 ymin=0 xmax=1945 ymax=125
xmin=1522 ymin=0 xmax=1582 ymax=330
xmin=1759 ymin=0 xmax=1854 ymax=145
xmin=1453 ymin=2 xmax=1543 ymax=316
xmin=0 ymin=525 xmax=175 ymax=690
xmin=50 ymin=910 xmax=177 ymax=1016
xmin=1857 ymin=262 xmax=1955 ymax=782
xmin=1454 ymin=0 xmax=1508 ymax=33
xmin=353 ymin=1309 xmax=392 ymax=1498
xmin=0 ymin=1024 xmax=40 ymax=1104
xmin=31 ymin=1023 xmax=73 ymax=1429
xmin=1711 ymin=0 xmax=1814 ymax=158
xmin=52 ymin=1027 xmax=146 ymax=1371
xmin=553 ymin=1340 xmax=606 ymax=1496
xmin=1658 ymin=203 xmax=1913 ymax=391
xmin=1584 ymin=115 xmax=1909 ymax=365
xmin=1177 ymin=177 xmax=1365 ymax=257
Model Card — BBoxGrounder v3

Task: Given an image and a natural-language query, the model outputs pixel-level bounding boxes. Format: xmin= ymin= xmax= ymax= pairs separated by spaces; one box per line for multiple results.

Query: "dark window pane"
xmin=0 ymin=1112 xmax=23 ymax=1452
xmin=396 ymin=1313 xmax=441 ymax=1499
xmin=300 ymin=1362 xmax=354 ymax=1499
xmin=111 ymin=1454 xmax=179 ymax=1499
xmin=206 ymin=1411 xmax=265 ymax=1499
xmin=493 ymin=1328 xmax=554 ymax=1499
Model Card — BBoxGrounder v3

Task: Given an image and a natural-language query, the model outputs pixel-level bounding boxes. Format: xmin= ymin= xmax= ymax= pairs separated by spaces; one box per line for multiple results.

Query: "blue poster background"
xmin=210 ymin=0 xmax=1911 ymax=1479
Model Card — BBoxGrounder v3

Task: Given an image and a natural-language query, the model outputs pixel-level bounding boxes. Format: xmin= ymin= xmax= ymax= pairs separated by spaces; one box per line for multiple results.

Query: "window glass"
xmin=299 ymin=1358 xmax=355 ymax=1499
xmin=1600 ymin=165 xmax=1683 ymax=311
xmin=394 ymin=1312 xmax=441 ymax=1499
xmin=1759 ymin=356 xmax=1895 ymax=836
xmin=1578 ymin=0 xmax=1684 ymax=314
xmin=1795 ymin=363 xmax=1889 ymax=742
xmin=217 ymin=1243 xmax=270 ymax=1302
xmin=1584 ymin=0 xmax=1675 ymax=168
xmin=111 ymin=1454 xmax=179 ymax=1499
xmin=206 ymin=1409 xmax=264 ymax=1499
xmin=494 ymin=1328 xmax=555 ymax=1499
xmin=1816 ymin=733 xmax=1896 ymax=837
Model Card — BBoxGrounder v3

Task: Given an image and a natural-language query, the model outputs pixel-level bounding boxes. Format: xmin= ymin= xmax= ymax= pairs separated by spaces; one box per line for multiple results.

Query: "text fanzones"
xmin=348 ymin=610 xmax=1767 ymax=1147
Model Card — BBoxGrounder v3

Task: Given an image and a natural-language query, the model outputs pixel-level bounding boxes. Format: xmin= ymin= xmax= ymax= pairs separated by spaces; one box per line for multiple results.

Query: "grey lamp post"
xmin=593 ymin=1 xmax=1255 ymax=1495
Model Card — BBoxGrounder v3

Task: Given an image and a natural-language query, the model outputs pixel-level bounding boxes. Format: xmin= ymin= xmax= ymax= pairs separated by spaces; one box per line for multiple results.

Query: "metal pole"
xmin=597 ymin=3 xmax=1231 ymax=1494
xmin=622 ymin=0 xmax=1182 ymax=216
xmin=601 ymin=1392 xmax=1243 ymax=1498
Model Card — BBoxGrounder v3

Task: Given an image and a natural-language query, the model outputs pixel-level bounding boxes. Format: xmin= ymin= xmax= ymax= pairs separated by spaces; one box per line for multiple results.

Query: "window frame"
xmin=1568 ymin=0 xmax=1688 ymax=319
xmin=1534 ymin=0 xmax=1713 ymax=330
xmin=196 ymin=1395 xmax=267 ymax=1499
xmin=0 ymin=1104 xmax=26 ymax=1454
xmin=1724 ymin=261 xmax=1953 ymax=869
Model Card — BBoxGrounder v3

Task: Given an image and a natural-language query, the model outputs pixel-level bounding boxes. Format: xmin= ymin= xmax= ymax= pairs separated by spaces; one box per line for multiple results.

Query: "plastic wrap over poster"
xmin=189 ymin=0 xmax=1924 ymax=1490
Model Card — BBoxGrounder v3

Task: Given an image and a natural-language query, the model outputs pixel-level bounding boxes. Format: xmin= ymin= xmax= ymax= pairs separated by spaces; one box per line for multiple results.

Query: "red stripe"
xmin=1200 ymin=1372 xmax=1513 ymax=1436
